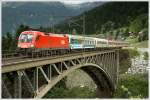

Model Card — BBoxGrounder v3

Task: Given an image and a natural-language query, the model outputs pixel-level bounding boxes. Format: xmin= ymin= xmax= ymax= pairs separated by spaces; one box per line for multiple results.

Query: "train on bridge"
xmin=16 ymin=30 xmax=129 ymax=57
xmin=18 ymin=30 xmax=129 ymax=49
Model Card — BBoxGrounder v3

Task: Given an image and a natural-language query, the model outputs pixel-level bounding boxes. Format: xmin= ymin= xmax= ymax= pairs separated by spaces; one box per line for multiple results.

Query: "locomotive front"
xmin=18 ymin=31 xmax=36 ymax=48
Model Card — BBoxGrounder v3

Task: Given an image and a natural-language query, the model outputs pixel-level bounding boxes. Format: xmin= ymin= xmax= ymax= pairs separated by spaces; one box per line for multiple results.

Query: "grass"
xmin=131 ymin=40 xmax=148 ymax=48
xmin=125 ymin=36 xmax=148 ymax=48
xmin=125 ymin=37 xmax=138 ymax=43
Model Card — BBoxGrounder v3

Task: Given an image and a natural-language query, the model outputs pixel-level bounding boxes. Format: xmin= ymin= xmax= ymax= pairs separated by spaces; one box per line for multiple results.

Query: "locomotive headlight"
xmin=31 ymin=44 xmax=34 ymax=48
xmin=18 ymin=44 xmax=20 ymax=47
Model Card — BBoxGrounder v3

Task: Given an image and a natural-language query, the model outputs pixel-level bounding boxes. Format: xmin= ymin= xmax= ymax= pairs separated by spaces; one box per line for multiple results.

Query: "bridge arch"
xmin=36 ymin=63 xmax=115 ymax=98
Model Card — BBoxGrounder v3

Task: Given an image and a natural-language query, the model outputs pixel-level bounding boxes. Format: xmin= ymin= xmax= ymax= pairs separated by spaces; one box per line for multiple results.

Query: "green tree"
xmin=100 ymin=25 xmax=105 ymax=34
xmin=16 ymin=24 xmax=30 ymax=40
xmin=57 ymin=2 xmax=148 ymax=35
xmin=113 ymin=30 xmax=120 ymax=40
xmin=103 ymin=21 xmax=115 ymax=33
xmin=124 ymin=27 xmax=129 ymax=37
xmin=141 ymin=28 xmax=148 ymax=41
xmin=2 ymin=32 xmax=15 ymax=52
xmin=129 ymin=14 xmax=148 ymax=34
xmin=2 ymin=35 xmax=7 ymax=52
xmin=143 ymin=52 xmax=148 ymax=60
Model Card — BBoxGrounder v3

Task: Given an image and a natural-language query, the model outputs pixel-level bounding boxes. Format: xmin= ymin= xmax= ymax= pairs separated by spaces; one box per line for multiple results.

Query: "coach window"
xmin=83 ymin=40 xmax=85 ymax=44
xmin=86 ymin=40 xmax=88 ymax=45
xmin=78 ymin=39 xmax=82 ymax=44
xmin=75 ymin=39 xmax=78 ymax=44
xmin=87 ymin=40 xmax=89 ymax=45
xmin=71 ymin=39 xmax=75 ymax=44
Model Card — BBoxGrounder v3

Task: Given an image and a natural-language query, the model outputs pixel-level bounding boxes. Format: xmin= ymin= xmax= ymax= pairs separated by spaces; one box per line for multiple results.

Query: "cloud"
xmin=61 ymin=0 xmax=102 ymax=4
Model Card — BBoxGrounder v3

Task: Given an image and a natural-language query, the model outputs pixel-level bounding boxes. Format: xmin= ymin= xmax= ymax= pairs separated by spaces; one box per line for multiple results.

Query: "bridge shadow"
xmin=81 ymin=66 xmax=114 ymax=98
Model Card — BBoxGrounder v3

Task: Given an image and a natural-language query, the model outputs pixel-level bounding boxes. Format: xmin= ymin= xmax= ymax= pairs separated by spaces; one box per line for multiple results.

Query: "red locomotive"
xmin=18 ymin=31 xmax=69 ymax=49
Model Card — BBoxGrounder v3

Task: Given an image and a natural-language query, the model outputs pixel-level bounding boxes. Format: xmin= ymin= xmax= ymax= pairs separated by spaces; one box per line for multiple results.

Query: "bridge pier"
xmin=14 ymin=71 xmax=22 ymax=98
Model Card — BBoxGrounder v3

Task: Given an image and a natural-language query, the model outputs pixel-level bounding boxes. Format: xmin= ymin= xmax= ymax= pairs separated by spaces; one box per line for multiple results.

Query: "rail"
xmin=2 ymin=47 xmax=121 ymax=60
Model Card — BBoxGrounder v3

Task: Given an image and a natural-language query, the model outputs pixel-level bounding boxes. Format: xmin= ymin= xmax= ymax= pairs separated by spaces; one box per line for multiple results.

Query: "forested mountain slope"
xmin=57 ymin=2 xmax=148 ymax=38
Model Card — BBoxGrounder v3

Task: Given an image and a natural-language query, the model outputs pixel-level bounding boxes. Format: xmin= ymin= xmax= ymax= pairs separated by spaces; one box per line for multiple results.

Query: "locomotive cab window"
xmin=19 ymin=34 xmax=33 ymax=43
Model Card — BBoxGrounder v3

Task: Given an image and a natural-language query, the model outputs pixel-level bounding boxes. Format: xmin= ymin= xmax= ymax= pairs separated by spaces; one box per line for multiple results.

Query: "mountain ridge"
xmin=2 ymin=1 xmax=104 ymax=35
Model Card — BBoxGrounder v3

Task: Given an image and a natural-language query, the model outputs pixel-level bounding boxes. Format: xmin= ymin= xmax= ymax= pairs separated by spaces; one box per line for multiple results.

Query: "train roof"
xmin=94 ymin=38 xmax=108 ymax=41
xmin=21 ymin=31 xmax=67 ymax=37
xmin=66 ymin=34 xmax=109 ymax=41
xmin=66 ymin=34 xmax=84 ymax=38
xmin=47 ymin=33 xmax=67 ymax=37
xmin=21 ymin=31 xmax=45 ymax=35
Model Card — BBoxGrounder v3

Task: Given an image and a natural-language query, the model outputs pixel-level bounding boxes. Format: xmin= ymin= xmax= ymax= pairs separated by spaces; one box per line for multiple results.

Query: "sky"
xmin=2 ymin=0 xmax=147 ymax=5
xmin=2 ymin=0 xmax=103 ymax=4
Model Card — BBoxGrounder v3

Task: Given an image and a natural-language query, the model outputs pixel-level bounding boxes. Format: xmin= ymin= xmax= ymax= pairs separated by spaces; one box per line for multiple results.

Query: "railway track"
xmin=2 ymin=47 xmax=121 ymax=66
xmin=2 ymin=48 xmax=119 ymax=74
xmin=2 ymin=52 xmax=28 ymax=63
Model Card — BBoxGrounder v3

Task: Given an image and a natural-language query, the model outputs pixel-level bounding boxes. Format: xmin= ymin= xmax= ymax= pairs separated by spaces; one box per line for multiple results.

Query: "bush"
xmin=65 ymin=86 xmax=96 ymax=98
xmin=44 ymin=86 xmax=96 ymax=98
xmin=125 ymin=36 xmax=139 ymax=43
xmin=119 ymin=49 xmax=140 ymax=74
xmin=44 ymin=86 xmax=68 ymax=98
xmin=128 ymin=49 xmax=140 ymax=58
xmin=119 ymin=49 xmax=131 ymax=74
xmin=142 ymin=28 xmax=148 ymax=41
xmin=143 ymin=52 xmax=148 ymax=60
xmin=44 ymin=81 xmax=96 ymax=98
xmin=114 ymin=73 xmax=148 ymax=98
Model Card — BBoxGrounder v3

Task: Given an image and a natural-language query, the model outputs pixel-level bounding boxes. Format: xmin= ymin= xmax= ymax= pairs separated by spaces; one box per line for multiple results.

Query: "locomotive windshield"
xmin=19 ymin=34 xmax=33 ymax=43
